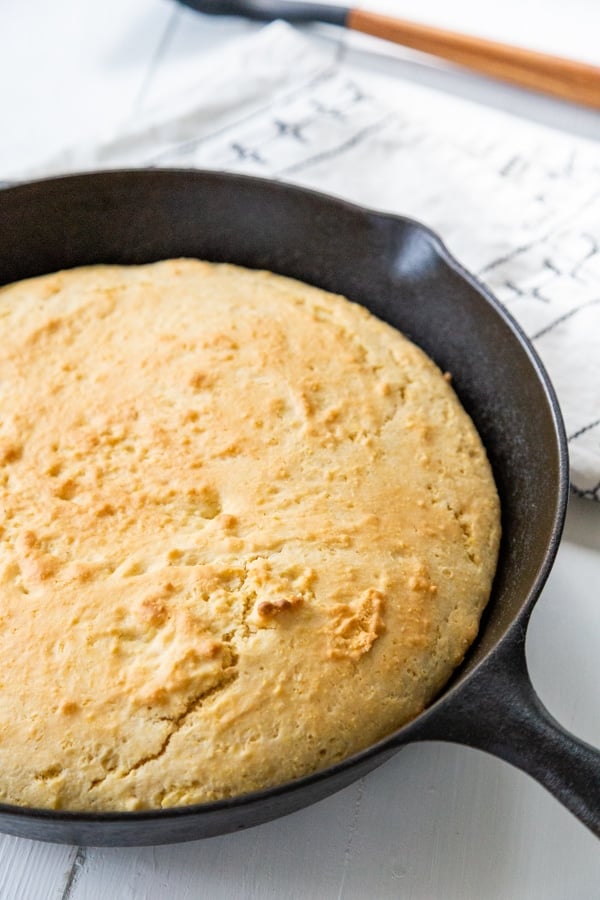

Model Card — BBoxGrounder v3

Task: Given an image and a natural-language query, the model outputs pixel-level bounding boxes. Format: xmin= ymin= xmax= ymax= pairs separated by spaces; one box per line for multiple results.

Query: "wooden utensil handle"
xmin=348 ymin=9 xmax=600 ymax=110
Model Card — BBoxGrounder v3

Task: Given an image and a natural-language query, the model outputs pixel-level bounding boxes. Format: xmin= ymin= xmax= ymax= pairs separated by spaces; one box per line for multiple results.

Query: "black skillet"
xmin=0 ymin=169 xmax=598 ymax=846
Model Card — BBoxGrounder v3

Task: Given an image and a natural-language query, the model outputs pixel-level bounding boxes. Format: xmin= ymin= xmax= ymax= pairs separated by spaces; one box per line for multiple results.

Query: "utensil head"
xmin=176 ymin=0 xmax=349 ymax=25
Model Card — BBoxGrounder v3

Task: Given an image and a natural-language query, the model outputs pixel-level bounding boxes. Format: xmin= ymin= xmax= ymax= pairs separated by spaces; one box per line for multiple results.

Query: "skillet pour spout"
xmin=0 ymin=169 xmax=598 ymax=846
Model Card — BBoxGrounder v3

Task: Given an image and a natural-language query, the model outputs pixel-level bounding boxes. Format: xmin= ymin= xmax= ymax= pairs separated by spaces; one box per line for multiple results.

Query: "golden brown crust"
xmin=0 ymin=260 xmax=500 ymax=810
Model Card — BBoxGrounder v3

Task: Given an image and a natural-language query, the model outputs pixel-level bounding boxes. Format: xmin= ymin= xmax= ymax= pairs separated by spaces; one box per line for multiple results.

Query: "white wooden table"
xmin=1 ymin=2 xmax=599 ymax=897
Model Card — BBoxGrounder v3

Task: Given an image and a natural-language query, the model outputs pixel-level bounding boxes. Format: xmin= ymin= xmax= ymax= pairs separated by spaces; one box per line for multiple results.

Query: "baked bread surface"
xmin=0 ymin=260 xmax=500 ymax=810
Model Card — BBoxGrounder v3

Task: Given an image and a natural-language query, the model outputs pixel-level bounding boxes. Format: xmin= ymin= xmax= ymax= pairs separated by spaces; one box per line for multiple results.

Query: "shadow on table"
xmin=72 ymin=743 xmax=599 ymax=898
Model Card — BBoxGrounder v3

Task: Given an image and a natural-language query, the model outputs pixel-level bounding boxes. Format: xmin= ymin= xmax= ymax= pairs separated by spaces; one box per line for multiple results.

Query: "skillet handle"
xmin=417 ymin=627 xmax=600 ymax=838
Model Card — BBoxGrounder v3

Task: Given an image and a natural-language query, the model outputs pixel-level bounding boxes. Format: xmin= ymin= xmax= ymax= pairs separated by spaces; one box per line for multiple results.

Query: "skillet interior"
xmin=0 ymin=170 xmax=567 ymax=844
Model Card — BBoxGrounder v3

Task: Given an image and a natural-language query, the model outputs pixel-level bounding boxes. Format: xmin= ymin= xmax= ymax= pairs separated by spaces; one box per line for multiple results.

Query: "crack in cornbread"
xmin=0 ymin=259 xmax=500 ymax=810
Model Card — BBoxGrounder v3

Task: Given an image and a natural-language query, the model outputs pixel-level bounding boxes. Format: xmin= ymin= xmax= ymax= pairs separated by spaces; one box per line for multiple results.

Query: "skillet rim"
xmin=0 ymin=168 xmax=569 ymax=827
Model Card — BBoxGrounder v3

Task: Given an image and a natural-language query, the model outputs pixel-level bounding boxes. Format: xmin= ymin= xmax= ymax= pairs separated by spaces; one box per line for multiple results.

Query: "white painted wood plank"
xmin=0 ymin=836 xmax=76 ymax=900
xmin=0 ymin=0 xmax=174 ymax=174
xmin=69 ymin=782 xmax=360 ymax=900
xmin=333 ymin=742 xmax=600 ymax=900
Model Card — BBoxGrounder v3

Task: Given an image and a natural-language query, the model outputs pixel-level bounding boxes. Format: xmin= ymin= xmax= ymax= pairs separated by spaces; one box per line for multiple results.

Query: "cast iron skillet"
xmin=0 ymin=170 xmax=598 ymax=846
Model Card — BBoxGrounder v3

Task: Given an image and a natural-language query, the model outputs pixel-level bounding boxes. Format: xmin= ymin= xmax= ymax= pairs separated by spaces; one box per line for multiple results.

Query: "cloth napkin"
xmin=13 ymin=22 xmax=600 ymax=499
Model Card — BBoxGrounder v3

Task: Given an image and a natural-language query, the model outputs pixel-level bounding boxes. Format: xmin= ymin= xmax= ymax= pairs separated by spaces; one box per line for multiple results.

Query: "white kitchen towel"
xmin=13 ymin=22 xmax=600 ymax=498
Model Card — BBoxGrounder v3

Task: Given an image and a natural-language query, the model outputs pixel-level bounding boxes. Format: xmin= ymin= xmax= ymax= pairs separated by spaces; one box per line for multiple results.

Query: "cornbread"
xmin=0 ymin=259 xmax=500 ymax=811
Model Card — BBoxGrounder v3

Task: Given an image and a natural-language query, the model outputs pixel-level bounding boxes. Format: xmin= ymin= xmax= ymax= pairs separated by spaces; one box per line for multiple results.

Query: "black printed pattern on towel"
xmin=3 ymin=65 xmax=598 ymax=497
xmin=141 ymin=67 xmax=599 ymax=499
